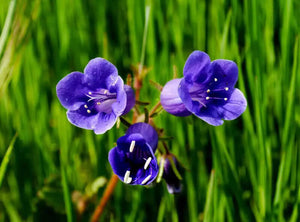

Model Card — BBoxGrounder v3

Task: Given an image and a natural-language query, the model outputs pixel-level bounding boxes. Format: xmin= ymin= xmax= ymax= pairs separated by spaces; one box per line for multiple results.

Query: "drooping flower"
xmin=56 ymin=58 xmax=135 ymax=134
xmin=162 ymin=155 xmax=182 ymax=194
xmin=160 ymin=51 xmax=247 ymax=126
xmin=108 ymin=123 xmax=159 ymax=185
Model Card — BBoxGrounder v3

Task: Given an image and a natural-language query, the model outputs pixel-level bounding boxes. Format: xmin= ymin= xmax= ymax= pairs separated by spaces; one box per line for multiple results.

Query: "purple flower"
xmin=108 ymin=123 xmax=159 ymax=185
xmin=160 ymin=51 xmax=247 ymax=126
xmin=162 ymin=155 xmax=182 ymax=194
xmin=56 ymin=58 xmax=135 ymax=134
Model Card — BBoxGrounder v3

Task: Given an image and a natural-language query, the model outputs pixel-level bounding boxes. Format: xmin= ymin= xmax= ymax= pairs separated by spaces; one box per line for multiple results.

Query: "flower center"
xmin=189 ymin=82 xmax=230 ymax=108
xmin=83 ymin=88 xmax=117 ymax=114
xmin=123 ymin=140 xmax=153 ymax=184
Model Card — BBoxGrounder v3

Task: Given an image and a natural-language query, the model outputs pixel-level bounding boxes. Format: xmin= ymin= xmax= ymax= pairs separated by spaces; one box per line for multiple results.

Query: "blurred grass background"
xmin=0 ymin=0 xmax=299 ymax=221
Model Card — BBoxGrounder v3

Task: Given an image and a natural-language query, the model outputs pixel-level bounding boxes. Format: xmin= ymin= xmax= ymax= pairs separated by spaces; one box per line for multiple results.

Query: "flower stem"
xmin=149 ymin=101 xmax=161 ymax=117
xmin=91 ymin=174 xmax=119 ymax=222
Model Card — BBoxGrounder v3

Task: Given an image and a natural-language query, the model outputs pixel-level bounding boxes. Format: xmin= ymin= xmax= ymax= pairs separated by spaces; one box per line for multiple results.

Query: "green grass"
xmin=0 ymin=0 xmax=299 ymax=221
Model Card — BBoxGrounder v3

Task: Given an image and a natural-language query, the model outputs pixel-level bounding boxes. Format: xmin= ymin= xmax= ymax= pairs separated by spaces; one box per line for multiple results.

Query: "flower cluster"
xmin=56 ymin=51 xmax=247 ymax=191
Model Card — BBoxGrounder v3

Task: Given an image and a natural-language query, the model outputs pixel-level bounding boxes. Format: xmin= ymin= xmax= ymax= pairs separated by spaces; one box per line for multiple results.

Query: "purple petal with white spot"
xmin=206 ymin=59 xmax=238 ymax=90
xmin=160 ymin=78 xmax=192 ymax=117
xmin=220 ymin=88 xmax=247 ymax=120
xmin=67 ymin=107 xmax=99 ymax=130
xmin=195 ymin=89 xmax=247 ymax=126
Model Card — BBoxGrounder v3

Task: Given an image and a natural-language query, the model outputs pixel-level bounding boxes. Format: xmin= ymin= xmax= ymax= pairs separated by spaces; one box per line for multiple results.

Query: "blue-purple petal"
xmin=108 ymin=147 xmax=130 ymax=179
xmin=208 ymin=59 xmax=238 ymax=89
xmin=67 ymin=108 xmax=117 ymax=134
xmin=122 ymin=85 xmax=135 ymax=115
xmin=56 ymin=72 xmax=86 ymax=110
xmin=220 ymin=88 xmax=247 ymax=120
xmin=109 ymin=76 xmax=127 ymax=116
xmin=194 ymin=88 xmax=247 ymax=125
xmin=66 ymin=108 xmax=99 ymax=130
xmin=84 ymin=58 xmax=118 ymax=90
xmin=196 ymin=115 xmax=224 ymax=126
xmin=135 ymin=160 xmax=158 ymax=185
xmin=94 ymin=112 xmax=117 ymax=134
xmin=178 ymin=78 xmax=200 ymax=114
xmin=161 ymin=78 xmax=192 ymax=117
xmin=183 ymin=51 xmax=210 ymax=83
xmin=125 ymin=123 xmax=158 ymax=152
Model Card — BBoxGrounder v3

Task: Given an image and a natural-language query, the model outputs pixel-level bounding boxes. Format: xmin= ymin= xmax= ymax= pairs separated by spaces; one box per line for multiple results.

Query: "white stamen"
xmin=87 ymin=109 xmax=91 ymax=113
xmin=126 ymin=177 xmax=132 ymax=184
xmin=112 ymin=77 xmax=118 ymax=85
xmin=97 ymin=102 xmax=101 ymax=105
xmin=84 ymin=104 xmax=88 ymax=108
xmin=206 ymin=89 xmax=210 ymax=93
xmin=224 ymin=98 xmax=228 ymax=101
xmin=124 ymin=170 xmax=132 ymax=184
xmin=129 ymin=140 xmax=135 ymax=152
xmin=225 ymin=87 xmax=229 ymax=91
xmin=206 ymin=97 xmax=210 ymax=100
xmin=141 ymin=175 xmax=152 ymax=185
xmin=88 ymin=91 xmax=92 ymax=95
xmin=144 ymin=157 xmax=152 ymax=170
xmin=214 ymin=78 xmax=218 ymax=82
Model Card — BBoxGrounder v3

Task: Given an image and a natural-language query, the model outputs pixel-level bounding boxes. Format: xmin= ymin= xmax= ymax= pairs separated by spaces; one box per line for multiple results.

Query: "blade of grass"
xmin=203 ymin=170 xmax=215 ymax=222
xmin=0 ymin=0 xmax=16 ymax=58
xmin=61 ymin=164 xmax=74 ymax=222
xmin=274 ymin=36 xmax=299 ymax=207
xmin=0 ymin=133 xmax=17 ymax=189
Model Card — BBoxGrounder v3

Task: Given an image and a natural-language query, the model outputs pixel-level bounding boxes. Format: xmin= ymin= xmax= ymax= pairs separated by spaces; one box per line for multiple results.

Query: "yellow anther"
xmin=224 ymin=98 xmax=228 ymax=101
xmin=225 ymin=87 xmax=229 ymax=91
xmin=84 ymin=105 xmax=88 ymax=108
xmin=206 ymin=97 xmax=210 ymax=100
xmin=87 ymin=109 xmax=91 ymax=113
xmin=207 ymin=89 xmax=210 ymax=93
xmin=214 ymin=78 xmax=218 ymax=82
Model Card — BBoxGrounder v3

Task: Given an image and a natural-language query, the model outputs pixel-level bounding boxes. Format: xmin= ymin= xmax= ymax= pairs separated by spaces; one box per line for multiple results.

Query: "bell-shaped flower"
xmin=160 ymin=51 xmax=247 ymax=126
xmin=108 ymin=123 xmax=159 ymax=185
xmin=56 ymin=58 xmax=135 ymax=134
xmin=162 ymin=155 xmax=182 ymax=194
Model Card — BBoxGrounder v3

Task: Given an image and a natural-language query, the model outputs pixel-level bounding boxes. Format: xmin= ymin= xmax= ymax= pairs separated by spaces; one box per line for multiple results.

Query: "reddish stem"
xmin=91 ymin=174 xmax=119 ymax=222
xmin=149 ymin=101 xmax=161 ymax=117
